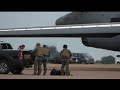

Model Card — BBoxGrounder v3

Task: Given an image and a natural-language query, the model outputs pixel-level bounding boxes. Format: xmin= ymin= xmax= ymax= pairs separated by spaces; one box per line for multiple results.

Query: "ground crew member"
xmin=32 ymin=43 xmax=43 ymax=75
xmin=17 ymin=44 xmax=25 ymax=74
xmin=60 ymin=44 xmax=72 ymax=76
xmin=18 ymin=45 xmax=25 ymax=60
xmin=42 ymin=45 xmax=50 ymax=75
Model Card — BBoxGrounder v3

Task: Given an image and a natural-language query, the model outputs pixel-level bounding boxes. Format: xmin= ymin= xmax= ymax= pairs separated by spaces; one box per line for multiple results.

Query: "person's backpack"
xmin=61 ymin=49 xmax=70 ymax=58
xmin=43 ymin=48 xmax=49 ymax=56
xmin=50 ymin=67 xmax=65 ymax=75
xmin=50 ymin=67 xmax=57 ymax=75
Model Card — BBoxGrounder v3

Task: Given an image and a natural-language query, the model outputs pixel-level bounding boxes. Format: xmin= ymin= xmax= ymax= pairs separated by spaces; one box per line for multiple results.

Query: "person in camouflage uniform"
xmin=60 ymin=44 xmax=72 ymax=76
xmin=42 ymin=45 xmax=50 ymax=75
xmin=32 ymin=43 xmax=43 ymax=75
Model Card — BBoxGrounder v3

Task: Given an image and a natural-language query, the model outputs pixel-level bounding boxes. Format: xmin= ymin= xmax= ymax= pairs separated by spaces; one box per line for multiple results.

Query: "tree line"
xmin=95 ymin=56 xmax=115 ymax=64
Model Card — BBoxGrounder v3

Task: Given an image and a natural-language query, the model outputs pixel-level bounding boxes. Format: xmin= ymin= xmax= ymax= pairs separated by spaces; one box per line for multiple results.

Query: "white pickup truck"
xmin=115 ymin=55 xmax=120 ymax=64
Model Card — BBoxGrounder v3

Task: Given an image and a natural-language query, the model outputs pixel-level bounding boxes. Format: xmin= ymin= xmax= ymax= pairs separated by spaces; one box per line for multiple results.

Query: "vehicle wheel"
xmin=79 ymin=61 xmax=82 ymax=64
xmin=0 ymin=60 xmax=10 ymax=74
xmin=11 ymin=69 xmax=22 ymax=74
xmin=81 ymin=62 xmax=85 ymax=64
xmin=117 ymin=62 xmax=120 ymax=64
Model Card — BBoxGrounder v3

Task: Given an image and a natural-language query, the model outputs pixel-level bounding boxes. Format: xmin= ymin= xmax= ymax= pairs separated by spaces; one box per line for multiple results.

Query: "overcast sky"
xmin=0 ymin=12 xmax=119 ymax=61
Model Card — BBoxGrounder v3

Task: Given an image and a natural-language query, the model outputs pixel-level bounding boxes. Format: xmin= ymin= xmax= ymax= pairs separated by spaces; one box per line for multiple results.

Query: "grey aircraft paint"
xmin=1 ymin=12 xmax=120 ymax=51
xmin=55 ymin=12 xmax=120 ymax=25
xmin=55 ymin=12 xmax=120 ymax=51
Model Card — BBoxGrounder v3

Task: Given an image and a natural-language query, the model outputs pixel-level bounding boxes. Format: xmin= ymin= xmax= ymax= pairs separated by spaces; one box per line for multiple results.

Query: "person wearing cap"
xmin=32 ymin=43 xmax=43 ymax=75
xmin=18 ymin=44 xmax=25 ymax=60
xmin=17 ymin=44 xmax=25 ymax=74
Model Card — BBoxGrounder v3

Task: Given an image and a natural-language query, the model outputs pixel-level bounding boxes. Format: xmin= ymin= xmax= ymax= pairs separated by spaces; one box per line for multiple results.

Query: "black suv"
xmin=70 ymin=53 xmax=94 ymax=64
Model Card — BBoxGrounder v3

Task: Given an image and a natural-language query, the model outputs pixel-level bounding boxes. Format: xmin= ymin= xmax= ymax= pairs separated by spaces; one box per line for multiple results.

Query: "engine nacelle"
xmin=81 ymin=35 xmax=120 ymax=51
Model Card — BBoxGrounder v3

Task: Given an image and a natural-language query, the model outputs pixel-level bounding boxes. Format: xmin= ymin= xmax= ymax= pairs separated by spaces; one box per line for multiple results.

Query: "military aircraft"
xmin=0 ymin=12 xmax=120 ymax=51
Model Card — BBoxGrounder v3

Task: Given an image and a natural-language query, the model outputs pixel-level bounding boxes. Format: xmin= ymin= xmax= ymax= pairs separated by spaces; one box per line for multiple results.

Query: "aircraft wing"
xmin=0 ymin=22 xmax=120 ymax=37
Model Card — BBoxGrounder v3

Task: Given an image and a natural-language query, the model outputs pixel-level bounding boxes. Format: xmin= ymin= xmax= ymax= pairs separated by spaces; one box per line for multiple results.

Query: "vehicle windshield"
xmin=72 ymin=53 xmax=93 ymax=58
xmin=116 ymin=55 xmax=120 ymax=57
xmin=81 ymin=53 xmax=92 ymax=58
xmin=1 ymin=43 xmax=13 ymax=49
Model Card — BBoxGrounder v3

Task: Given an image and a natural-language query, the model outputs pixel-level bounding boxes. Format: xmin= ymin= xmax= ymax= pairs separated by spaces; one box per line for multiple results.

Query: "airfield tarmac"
xmin=1 ymin=64 xmax=120 ymax=79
